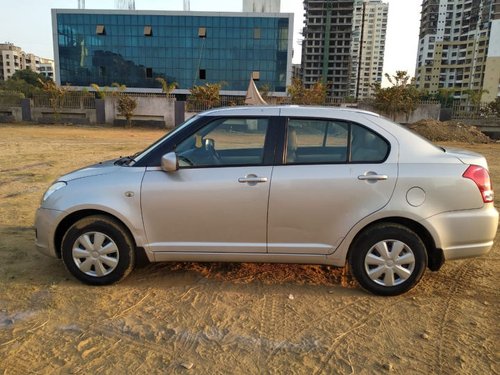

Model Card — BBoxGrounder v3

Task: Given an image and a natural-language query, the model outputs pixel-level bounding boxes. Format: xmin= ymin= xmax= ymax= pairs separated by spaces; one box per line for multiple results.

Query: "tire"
xmin=348 ymin=223 xmax=427 ymax=296
xmin=61 ymin=215 xmax=136 ymax=285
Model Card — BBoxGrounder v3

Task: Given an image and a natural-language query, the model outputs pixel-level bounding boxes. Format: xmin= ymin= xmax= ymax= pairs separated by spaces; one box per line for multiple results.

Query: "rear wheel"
xmin=349 ymin=223 xmax=427 ymax=296
xmin=61 ymin=215 xmax=135 ymax=285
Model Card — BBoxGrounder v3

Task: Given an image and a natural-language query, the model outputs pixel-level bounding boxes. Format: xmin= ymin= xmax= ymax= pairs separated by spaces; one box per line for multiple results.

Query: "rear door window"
xmin=286 ymin=119 xmax=349 ymax=164
xmin=285 ymin=118 xmax=389 ymax=164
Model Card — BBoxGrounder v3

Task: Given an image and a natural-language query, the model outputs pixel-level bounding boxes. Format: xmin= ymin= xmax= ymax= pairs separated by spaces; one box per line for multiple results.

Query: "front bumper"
xmin=35 ymin=207 xmax=64 ymax=258
xmin=425 ymin=205 xmax=499 ymax=260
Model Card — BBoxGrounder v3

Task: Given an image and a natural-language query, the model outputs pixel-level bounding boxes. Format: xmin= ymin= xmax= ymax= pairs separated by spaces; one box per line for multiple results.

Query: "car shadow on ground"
xmin=0 ymin=224 xmax=360 ymax=293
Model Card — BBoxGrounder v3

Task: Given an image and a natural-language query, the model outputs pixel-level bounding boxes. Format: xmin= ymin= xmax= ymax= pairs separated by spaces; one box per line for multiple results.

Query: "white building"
xmin=0 ymin=43 xmax=54 ymax=81
xmin=243 ymin=0 xmax=280 ymax=13
xmin=350 ymin=0 xmax=388 ymax=100
xmin=38 ymin=58 xmax=55 ymax=80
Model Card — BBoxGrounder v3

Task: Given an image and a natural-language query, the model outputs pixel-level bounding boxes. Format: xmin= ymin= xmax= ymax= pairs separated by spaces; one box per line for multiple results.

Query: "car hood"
xmin=444 ymin=147 xmax=488 ymax=169
xmin=59 ymin=159 xmax=121 ymax=182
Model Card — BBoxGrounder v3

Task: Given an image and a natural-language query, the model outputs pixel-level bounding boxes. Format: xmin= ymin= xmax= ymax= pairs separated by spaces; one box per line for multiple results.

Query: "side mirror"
xmin=161 ymin=152 xmax=178 ymax=172
xmin=203 ymin=138 xmax=215 ymax=150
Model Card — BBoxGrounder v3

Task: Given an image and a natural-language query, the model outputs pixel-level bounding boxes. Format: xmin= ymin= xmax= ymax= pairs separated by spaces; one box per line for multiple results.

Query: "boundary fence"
xmin=0 ymin=92 xmax=23 ymax=108
xmin=32 ymin=93 xmax=96 ymax=110
xmin=451 ymin=103 xmax=498 ymax=120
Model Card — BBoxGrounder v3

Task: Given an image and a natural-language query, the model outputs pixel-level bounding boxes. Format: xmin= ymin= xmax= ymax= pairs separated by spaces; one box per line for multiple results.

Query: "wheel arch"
xmin=54 ymin=209 xmax=139 ymax=259
xmin=347 ymin=217 xmax=444 ymax=272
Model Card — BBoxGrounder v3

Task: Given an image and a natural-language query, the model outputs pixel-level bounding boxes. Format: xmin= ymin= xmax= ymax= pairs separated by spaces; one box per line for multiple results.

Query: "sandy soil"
xmin=0 ymin=124 xmax=498 ymax=374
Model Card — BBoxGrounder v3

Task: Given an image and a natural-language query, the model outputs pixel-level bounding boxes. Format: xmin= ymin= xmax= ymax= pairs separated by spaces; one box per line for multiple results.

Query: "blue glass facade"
xmin=53 ymin=10 xmax=292 ymax=93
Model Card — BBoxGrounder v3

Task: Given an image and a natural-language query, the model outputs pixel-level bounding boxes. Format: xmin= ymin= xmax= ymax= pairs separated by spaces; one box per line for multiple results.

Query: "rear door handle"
xmin=238 ymin=174 xmax=268 ymax=183
xmin=358 ymin=173 xmax=388 ymax=181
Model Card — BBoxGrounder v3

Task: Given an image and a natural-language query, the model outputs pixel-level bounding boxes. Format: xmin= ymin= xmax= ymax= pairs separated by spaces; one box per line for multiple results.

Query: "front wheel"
xmin=61 ymin=215 xmax=136 ymax=285
xmin=348 ymin=223 xmax=427 ymax=296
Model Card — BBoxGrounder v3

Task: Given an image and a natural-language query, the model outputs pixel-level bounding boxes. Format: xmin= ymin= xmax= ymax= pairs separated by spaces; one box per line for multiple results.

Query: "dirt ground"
xmin=0 ymin=124 xmax=498 ymax=374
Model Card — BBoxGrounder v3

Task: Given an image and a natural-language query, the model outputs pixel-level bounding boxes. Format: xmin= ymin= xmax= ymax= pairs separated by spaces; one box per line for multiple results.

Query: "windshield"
xmin=130 ymin=115 xmax=200 ymax=165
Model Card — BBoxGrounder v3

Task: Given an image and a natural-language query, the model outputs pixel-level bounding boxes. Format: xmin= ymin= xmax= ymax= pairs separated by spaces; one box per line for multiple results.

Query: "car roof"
xmin=199 ymin=105 xmax=381 ymax=118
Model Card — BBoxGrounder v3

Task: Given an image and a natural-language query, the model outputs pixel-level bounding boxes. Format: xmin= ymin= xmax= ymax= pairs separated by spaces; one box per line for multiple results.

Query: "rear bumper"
xmin=35 ymin=207 xmax=64 ymax=258
xmin=425 ymin=205 xmax=499 ymax=260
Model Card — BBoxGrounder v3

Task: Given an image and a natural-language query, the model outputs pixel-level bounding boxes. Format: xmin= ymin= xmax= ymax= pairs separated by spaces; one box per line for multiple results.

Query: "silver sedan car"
xmin=35 ymin=106 xmax=498 ymax=295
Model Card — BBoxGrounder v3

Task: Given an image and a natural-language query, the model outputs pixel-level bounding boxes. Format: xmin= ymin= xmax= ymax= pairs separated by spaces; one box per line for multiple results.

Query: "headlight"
xmin=42 ymin=181 xmax=67 ymax=202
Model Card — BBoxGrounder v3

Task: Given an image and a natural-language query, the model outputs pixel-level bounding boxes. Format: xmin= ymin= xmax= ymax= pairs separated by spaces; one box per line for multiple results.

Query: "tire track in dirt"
xmin=75 ymin=279 xmax=252 ymax=373
xmin=257 ymin=293 xmax=281 ymax=373
xmin=436 ymin=261 xmax=471 ymax=372
xmin=256 ymin=288 xmax=375 ymax=374
xmin=431 ymin=258 xmax=496 ymax=375
xmin=313 ymin=297 xmax=382 ymax=374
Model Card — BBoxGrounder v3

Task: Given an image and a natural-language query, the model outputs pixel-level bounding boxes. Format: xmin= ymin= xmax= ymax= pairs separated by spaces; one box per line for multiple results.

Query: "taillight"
xmin=463 ymin=165 xmax=494 ymax=203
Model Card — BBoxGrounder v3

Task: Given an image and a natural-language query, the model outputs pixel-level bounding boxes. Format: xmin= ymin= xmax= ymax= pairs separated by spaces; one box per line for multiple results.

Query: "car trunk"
xmin=443 ymin=148 xmax=489 ymax=169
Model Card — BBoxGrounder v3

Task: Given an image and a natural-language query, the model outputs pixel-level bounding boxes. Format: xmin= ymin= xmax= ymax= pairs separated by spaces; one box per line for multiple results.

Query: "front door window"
xmin=176 ymin=118 xmax=269 ymax=167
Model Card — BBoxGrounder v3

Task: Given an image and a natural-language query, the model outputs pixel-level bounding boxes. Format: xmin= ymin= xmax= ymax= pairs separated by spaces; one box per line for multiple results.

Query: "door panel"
xmin=268 ymin=118 xmax=397 ymax=255
xmin=141 ymin=166 xmax=273 ymax=253
xmin=141 ymin=116 xmax=274 ymax=254
xmin=267 ymin=163 xmax=397 ymax=254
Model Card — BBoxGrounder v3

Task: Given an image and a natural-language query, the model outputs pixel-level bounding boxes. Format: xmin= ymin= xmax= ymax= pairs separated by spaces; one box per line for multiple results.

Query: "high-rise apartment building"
xmin=0 ymin=43 xmax=54 ymax=81
xmin=350 ymin=0 xmax=388 ymax=99
xmin=301 ymin=0 xmax=388 ymax=99
xmin=483 ymin=0 xmax=500 ymax=102
xmin=415 ymin=0 xmax=499 ymax=103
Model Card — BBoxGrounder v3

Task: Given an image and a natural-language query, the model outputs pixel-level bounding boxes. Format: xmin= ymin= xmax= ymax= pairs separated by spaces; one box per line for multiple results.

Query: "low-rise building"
xmin=0 ymin=43 xmax=54 ymax=81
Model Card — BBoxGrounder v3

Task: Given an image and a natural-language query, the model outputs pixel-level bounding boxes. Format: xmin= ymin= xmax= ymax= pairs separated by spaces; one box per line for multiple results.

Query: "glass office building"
xmin=52 ymin=10 xmax=293 ymax=94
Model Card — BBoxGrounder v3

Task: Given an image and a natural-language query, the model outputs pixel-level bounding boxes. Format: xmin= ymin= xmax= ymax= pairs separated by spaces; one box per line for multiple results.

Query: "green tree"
xmin=287 ymin=78 xmax=326 ymax=105
xmin=464 ymin=89 xmax=489 ymax=106
xmin=287 ymin=77 xmax=306 ymax=104
xmin=188 ymin=83 xmax=221 ymax=110
xmin=0 ymin=69 xmax=48 ymax=98
xmin=436 ymin=88 xmax=455 ymax=108
xmin=422 ymin=88 xmax=455 ymax=108
xmin=106 ymin=82 xmax=127 ymax=99
xmin=371 ymin=71 xmax=421 ymax=121
xmin=11 ymin=69 xmax=49 ymax=86
xmin=90 ymin=83 xmax=111 ymax=99
xmin=156 ymin=77 xmax=177 ymax=97
xmin=117 ymin=95 xmax=137 ymax=128
xmin=306 ymin=81 xmax=327 ymax=105
xmin=0 ymin=90 xmax=25 ymax=107
xmin=483 ymin=97 xmax=500 ymax=117
xmin=39 ymin=79 xmax=69 ymax=122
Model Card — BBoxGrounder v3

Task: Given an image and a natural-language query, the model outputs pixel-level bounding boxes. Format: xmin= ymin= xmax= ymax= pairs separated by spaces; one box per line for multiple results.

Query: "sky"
xmin=0 ymin=0 xmax=422 ymax=85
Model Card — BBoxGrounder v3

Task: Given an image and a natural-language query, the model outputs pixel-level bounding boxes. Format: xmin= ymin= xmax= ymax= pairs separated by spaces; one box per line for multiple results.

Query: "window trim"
xmin=175 ymin=117 xmax=276 ymax=169
xmin=282 ymin=117 xmax=390 ymax=166
xmin=136 ymin=116 xmax=280 ymax=168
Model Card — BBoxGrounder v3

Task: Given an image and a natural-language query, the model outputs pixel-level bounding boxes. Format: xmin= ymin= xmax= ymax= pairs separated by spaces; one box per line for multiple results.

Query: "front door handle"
xmin=238 ymin=174 xmax=268 ymax=184
xmin=358 ymin=172 xmax=388 ymax=181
